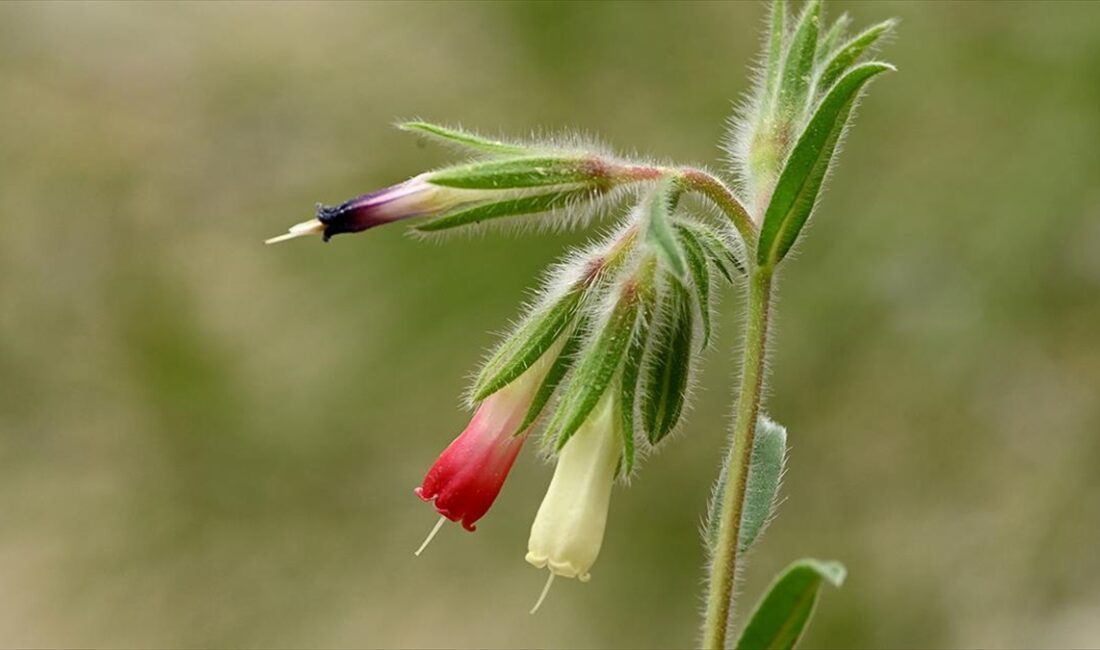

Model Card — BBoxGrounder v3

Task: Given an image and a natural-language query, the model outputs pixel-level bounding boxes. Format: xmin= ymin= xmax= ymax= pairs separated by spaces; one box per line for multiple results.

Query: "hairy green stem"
xmin=702 ymin=265 xmax=774 ymax=649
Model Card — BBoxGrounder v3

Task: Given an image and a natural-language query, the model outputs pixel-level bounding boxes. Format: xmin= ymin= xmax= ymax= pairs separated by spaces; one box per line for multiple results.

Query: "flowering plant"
xmin=269 ymin=1 xmax=894 ymax=647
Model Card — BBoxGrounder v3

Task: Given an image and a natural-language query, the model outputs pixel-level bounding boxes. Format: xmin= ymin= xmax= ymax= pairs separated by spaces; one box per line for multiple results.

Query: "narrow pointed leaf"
xmin=761 ymin=0 xmax=787 ymax=110
xmin=757 ymin=62 xmax=894 ymax=267
xmin=640 ymin=280 xmax=693 ymax=445
xmin=673 ymin=225 xmax=713 ymax=348
xmin=681 ymin=221 xmax=746 ymax=280
xmin=546 ymin=292 xmax=640 ymax=450
xmin=616 ymin=292 xmax=655 ymax=475
xmin=398 ymin=121 xmax=527 ymax=155
xmin=516 ymin=324 xmax=583 ymax=434
xmin=776 ymin=0 xmax=820 ymax=119
xmin=738 ymin=416 xmax=787 ymax=553
xmin=427 ymin=156 xmax=595 ymax=189
xmin=815 ymin=13 xmax=851 ymax=65
xmin=415 ymin=189 xmax=592 ymax=232
xmin=473 ymin=288 xmax=583 ymax=402
xmin=816 ymin=19 xmax=896 ymax=94
xmin=645 ymin=178 xmax=687 ymax=279
xmin=735 ymin=559 xmax=847 ymax=650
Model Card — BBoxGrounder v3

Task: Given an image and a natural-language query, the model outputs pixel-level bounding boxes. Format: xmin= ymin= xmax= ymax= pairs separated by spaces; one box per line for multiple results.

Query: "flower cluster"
xmin=268 ymin=124 xmax=744 ymax=609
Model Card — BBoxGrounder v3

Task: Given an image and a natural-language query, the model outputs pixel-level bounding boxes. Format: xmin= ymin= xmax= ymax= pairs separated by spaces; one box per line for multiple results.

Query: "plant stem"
xmin=701 ymin=265 xmax=774 ymax=650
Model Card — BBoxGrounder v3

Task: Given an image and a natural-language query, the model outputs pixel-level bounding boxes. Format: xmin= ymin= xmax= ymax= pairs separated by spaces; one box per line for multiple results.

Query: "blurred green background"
xmin=2 ymin=1 xmax=1099 ymax=648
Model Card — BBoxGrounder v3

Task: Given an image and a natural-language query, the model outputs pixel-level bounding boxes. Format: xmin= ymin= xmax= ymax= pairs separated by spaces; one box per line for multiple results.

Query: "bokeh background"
xmin=2 ymin=1 xmax=1099 ymax=648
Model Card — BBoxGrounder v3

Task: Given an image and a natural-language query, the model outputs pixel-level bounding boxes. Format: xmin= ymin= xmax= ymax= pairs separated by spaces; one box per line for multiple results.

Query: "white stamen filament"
xmin=414 ymin=515 xmax=448 ymax=557
xmin=264 ymin=219 xmax=325 ymax=245
xmin=529 ymin=571 xmax=556 ymax=614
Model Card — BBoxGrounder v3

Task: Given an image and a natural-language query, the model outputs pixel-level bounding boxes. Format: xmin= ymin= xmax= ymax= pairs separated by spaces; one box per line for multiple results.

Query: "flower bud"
xmin=415 ymin=349 xmax=555 ymax=532
xmin=266 ymin=174 xmax=499 ymax=244
xmin=526 ymin=392 xmax=621 ymax=582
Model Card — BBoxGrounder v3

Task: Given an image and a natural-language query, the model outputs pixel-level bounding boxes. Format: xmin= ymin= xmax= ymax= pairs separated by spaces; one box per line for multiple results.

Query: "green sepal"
xmin=757 ymin=62 xmax=894 ymax=268
xmin=427 ymin=156 xmax=595 ymax=190
xmin=472 ymin=287 xmax=584 ymax=402
xmin=615 ymin=289 xmax=656 ymax=476
xmin=515 ymin=323 xmax=584 ymax=434
xmin=673 ymin=225 xmax=713 ymax=349
xmin=738 ymin=416 xmax=788 ymax=553
xmin=415 ymin=189 xmax=592 ymax=232
xmin=639 ymin=278 xmax=693 ymax=445
xmin=816 ymin=19 xmax=897 ymax=95
xmin=545 ymin=288 xmax=641 ymax=450
xmin=735 ymin=559 xmax=847 ymax=650
xmin=397 ymin=121 xmax=527 ymax=155
xmin=705 ymin=415 xmax=787 ymax=553
xmin=776 ymin=0 xmax=821 ymax=120
xmin=645 ymin=178 xmax=687 ymax=279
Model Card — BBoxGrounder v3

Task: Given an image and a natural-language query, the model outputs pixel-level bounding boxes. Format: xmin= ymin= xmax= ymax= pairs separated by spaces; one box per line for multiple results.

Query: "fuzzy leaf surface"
xmin=546 ymin=292 xmax=639 ymax=450
xmin=645 ymin=179 xmax=687 ymax=279
xmin=757 ymin=62 xmax=894 ymax=267
xmin=816 ymin=20 xmax=896 ymax=94
xmin=738 ymin=416 xmax=787 ymax=553
xmin=736 ymin=559 xmax=846 ymax=650
xmin=415 ymin=189 xmax=591 ymax=232
xmin=516 ymin=325 xmax=583 ymax=434
xmin=428 ymin=157 xmax=594 ymax=189
xmin=398 ymin=121 xmax=526 ymax=155
xmin=639 ymin=280 xmax=693 ymax=445
xmin=776 ymin=0 xmax=820 ymax=119
xmin=674 ymin=225 xmax=713 ymax=348
xmin=472 ymin=288 xmax=583 ymax=401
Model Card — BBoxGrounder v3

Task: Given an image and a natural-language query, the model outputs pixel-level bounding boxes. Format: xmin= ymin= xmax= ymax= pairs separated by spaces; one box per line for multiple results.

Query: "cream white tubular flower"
xmin=526 ymin=392 xmax=621 ymax=589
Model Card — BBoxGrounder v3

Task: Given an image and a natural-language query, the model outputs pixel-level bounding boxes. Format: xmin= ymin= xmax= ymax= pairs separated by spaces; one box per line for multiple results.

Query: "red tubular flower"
xmin=415 ymin=353 xmax=551 ymax=533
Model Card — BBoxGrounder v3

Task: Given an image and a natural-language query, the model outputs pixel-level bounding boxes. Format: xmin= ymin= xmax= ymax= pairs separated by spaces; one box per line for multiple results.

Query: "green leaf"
xmin=616 ymin=292 xmax=656 ymax=476
xmin=757 ymin=61 xmax=894 ymax=267
xmin=738 ymin=416 xmax=788 ymax=553
xmin=673 ymin=225 xmax=713 ymax=348
xmin=397 ymin=121 xmax=527 ymax=155
xmin=776 ymin=0 xmax=820 ymax=119
xmin=735 ymin=559 xmax=847 ymax=650
xmin=545 ymin=291 xmax=640 ymax=450
xmin=427 ymin=156 xmax=594 ymax=189
xmin=472 ymin=287 xmax=583 ymax=402
xmin=761 ymin=0 xmax=787 ymax=110
xmin=645 ymin=178 xmax=687 ymax=279
xmin=815 ymin=13 xmax=852 ymax=65
xmin=515 ymin=324 xmax=584 ymax=434
xmin=415 ymin=189 xmax=592 ymax=232
xmin=816 ymin=19 xmax=896 ymax=95
xmin=639 ymin=279 xmax=693 ymax=445
xmin=680 ymin=222 xmax=746 ymax=280
xmin=705 ymin=415 xmax=787 ymax=553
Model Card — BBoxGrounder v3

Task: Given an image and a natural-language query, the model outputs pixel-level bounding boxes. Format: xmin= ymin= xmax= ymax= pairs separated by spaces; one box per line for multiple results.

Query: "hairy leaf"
xmin=472 ymin=288 xmax=583 ymax=402
xmin=816 ymin=19 xmax=896 ymax=95
xmin=738 ymin=416 xmax=788 ymax=553
xmin=546 ymin=291 xmax=640 ymax=450
xmin=757 ymin=62 xmax=894 ymax=267
xmin=674 ymin=225 xmax=713 ymax=348
xmin=616 ymin=291 xmax=656 ymax=475
xmin=639 ymin=280 xmax=693 ymax=445
xmin=428 ymin=156 xmax=594 ymax=189
xmin=397 ymin=121 xmax=526 ymax=155
xmin=736 ymin=559 xmax=847 ymax=650
xmin=516 ymin=324 xmax=584 ymax=434
xmin=645 ymin=178 xmax=687 ymax=279
xmin=761 ymin=0 xmax=787 ymax=111
xmin=415 ymin=189 xmax=591 ymax=232
xmin=776 ymin=0 xmax=820 ymax=119
xmin=815 ymin=13 xmax=852 ymax=65
xmin=680 ymin=221 xmax=746 ymax=280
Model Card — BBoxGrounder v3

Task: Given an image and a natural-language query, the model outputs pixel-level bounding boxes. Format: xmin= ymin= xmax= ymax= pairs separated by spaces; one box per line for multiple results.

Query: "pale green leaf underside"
xmin=428 ymin=156 xmax=593 ymax=189
xmin=415 ymin=189 xmax=591 ymax=232
xmin=645 ymin=178 xmax=687 ymax=279
xmin=738 ymin=416 xmax=787 ymax=553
